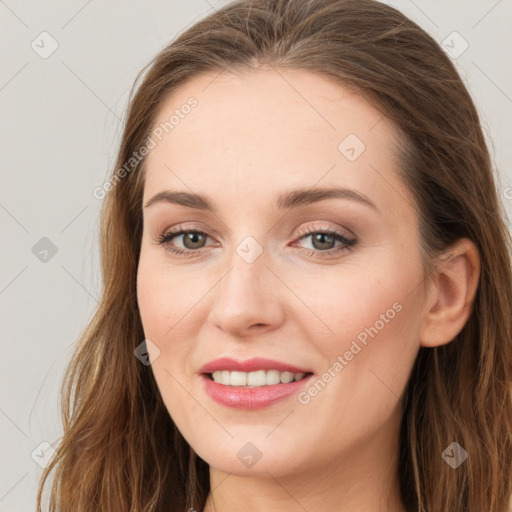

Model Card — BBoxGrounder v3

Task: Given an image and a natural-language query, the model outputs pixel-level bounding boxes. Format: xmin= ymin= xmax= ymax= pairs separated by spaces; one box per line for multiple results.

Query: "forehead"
xmin=143 ymin=67 xmax=410 ymax=218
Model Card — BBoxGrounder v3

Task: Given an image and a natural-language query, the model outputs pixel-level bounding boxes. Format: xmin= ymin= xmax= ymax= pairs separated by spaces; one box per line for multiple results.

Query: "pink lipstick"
xmin=198 ymin=357 xmax=314 ymax=409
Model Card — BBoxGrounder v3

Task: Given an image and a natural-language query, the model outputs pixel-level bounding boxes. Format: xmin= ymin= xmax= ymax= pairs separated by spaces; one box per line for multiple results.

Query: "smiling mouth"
xmin=205 ymin=370 xmax=314 ymax=387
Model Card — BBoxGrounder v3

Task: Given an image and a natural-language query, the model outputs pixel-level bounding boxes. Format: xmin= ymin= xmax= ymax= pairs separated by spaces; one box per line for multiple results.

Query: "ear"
xmin=420 ymin=238 xmax=481 ymax=348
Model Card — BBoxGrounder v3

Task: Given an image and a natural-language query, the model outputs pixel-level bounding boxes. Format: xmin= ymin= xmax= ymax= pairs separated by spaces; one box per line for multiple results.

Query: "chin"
xmin=192 ymin=437 xmax=312 ymax=478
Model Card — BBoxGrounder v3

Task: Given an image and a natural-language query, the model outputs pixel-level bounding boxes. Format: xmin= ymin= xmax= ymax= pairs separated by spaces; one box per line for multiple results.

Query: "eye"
xmin=292 ymin=224 xmax=356 ymax=258
xmin=154 ymin=223 xmax=357 ymax=258
xmin=155 ymin=228 xmax=213 ymax=256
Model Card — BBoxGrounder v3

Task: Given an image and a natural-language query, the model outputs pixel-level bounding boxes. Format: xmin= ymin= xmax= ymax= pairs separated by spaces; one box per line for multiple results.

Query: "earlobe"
xmin=420 ymin=238 xmax=481 ymax=348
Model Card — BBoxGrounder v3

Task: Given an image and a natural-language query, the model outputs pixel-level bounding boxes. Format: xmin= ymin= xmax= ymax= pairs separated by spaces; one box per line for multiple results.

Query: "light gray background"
xmin=1 ymin=1 xmax=511 ymax=510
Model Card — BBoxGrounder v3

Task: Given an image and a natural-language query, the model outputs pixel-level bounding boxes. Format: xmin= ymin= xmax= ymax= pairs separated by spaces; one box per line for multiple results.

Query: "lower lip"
xmin=201 ymin=374 xmax=314 ymax=410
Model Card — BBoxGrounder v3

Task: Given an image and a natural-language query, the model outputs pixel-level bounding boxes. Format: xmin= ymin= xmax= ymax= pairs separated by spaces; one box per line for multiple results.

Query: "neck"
xmin=202 ymin=408 xmax=407 ymax=512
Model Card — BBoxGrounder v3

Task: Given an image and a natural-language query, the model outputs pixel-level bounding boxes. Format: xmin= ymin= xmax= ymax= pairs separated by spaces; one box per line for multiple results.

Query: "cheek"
xmin=292 ymin=254 xmax=421 ymax=350
xmin=136 ymin=254 xmax=211 ymax=393
xmin=302 ymin=259 xmax=423 ymax=414
xmin=319 ymin=279 xmax=419 ymax=358
xmin=136 ymin=253 xmax=204 ymax=341
xmin=136 ymin=259 xmax=202 ymax=427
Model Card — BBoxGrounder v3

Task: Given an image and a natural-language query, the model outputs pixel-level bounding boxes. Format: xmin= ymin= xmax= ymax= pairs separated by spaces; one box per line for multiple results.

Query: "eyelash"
xmin=154 ymin=223 xmax=357 ymax=259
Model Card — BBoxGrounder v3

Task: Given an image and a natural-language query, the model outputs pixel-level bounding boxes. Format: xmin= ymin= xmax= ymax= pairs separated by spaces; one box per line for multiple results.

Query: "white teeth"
xmin=280 ymin=371 xmax=294 ymax=384
xmin=211 ymin=370 xmax=309 ymax=387
xmin=247 ymin=370 xmax=266 ymax=387
xmin=266 ymin=369 xmax=281 ymax=385
xmin=230 ymin=371 xmax=247 ymax=386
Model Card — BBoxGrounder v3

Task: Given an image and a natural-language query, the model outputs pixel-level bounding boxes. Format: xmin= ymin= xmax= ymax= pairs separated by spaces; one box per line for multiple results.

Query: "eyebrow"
xmin=144 ymin=187 xmax=378 ymax=212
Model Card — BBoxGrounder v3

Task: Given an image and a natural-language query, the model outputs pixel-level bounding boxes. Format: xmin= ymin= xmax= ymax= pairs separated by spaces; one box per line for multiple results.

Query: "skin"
xmin=136 ymin=67 xmax=480 ymax=512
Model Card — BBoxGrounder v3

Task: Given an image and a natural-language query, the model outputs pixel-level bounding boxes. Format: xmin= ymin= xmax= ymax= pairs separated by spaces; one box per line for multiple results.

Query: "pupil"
xmin=184 ymin=232 xmax=204 ymax=249
xmin=312 ymin=233 xmax=334 ymax=250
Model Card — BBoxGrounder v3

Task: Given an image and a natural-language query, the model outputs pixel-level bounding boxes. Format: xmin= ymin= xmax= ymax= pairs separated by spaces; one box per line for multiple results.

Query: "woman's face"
xmin=137 ymin=68 xmax=427 ymax=478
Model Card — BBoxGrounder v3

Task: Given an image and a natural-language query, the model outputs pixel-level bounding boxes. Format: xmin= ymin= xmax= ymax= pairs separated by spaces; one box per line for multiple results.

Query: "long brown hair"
xmin=36 ymin=1 xmax=512 ymax=510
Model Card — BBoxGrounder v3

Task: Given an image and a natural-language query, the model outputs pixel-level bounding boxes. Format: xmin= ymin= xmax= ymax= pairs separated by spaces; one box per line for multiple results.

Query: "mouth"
xmin=198 ymin=357 xmax=315 ymax=408
xmin=200 ymin=370 xmax=315 ymax=409
xmin=204 ymin=370 xmax=314 ymax=388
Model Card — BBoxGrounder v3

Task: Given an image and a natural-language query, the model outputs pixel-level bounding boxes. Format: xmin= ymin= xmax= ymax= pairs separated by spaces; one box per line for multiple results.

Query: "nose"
xmin=207 ymin=250 xmax=285 ymax=337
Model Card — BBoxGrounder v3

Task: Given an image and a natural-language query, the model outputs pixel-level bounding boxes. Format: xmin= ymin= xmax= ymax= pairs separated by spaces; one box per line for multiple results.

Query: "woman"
xmin=36 ymin=0 xmax=512 ymax=511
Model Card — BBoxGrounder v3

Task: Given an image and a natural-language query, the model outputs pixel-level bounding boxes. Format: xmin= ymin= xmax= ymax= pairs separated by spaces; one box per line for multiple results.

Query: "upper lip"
xmin=198 ymin=357 xmax=313 ymax=374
